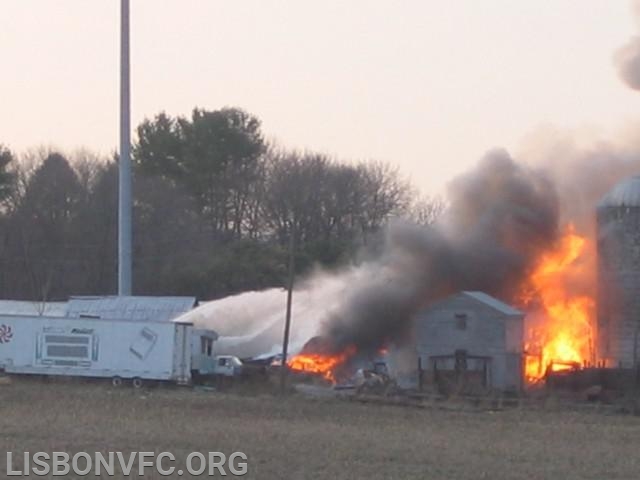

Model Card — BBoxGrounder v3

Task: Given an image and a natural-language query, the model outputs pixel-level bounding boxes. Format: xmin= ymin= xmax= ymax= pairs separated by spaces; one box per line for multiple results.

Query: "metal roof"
xmin=0 ymin=300 xmax=67 ymax=317
xmin=598 ymin=175 xmax=640 ymax=208
xmin=461 ymin=291 xmax=523 ymax=316
xmin=66 ymin=296 xmax=197 ymax=322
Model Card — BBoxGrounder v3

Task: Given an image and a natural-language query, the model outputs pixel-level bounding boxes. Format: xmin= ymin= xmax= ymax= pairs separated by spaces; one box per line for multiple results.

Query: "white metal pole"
xmin=118 ymin=0 xmax=132 ymax=295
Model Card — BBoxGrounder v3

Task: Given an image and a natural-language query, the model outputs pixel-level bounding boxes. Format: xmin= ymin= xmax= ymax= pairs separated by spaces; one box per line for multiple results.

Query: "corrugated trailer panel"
xmin=172 ymin=322 xmax=192 ymax=383
xmin=0 ymin=315 xmax=193 ymax=382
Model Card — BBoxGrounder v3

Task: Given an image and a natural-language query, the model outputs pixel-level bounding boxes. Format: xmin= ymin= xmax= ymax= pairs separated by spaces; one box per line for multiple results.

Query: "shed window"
xmin=200 ymin=337 xmax=214 ymax=356
xmin=454 ymin=313 xmax=467 ymax=330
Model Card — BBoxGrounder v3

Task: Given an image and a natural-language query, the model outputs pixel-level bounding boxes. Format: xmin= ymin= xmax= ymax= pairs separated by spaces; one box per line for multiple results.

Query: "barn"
xmin=410 ymin=291 xmax=525 ymax=393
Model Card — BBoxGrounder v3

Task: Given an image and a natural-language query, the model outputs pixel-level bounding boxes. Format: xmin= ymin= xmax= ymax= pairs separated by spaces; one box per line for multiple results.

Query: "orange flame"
xmin=520 ymin=225 xmax=595 ymax=382
xmin=287 ymin=346 xmax=356 ymax=383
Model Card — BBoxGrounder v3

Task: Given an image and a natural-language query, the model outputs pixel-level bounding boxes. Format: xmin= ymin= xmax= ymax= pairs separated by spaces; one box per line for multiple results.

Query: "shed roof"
xmin=460 ymin=291 xmax=523 ymax=316
xmin=0 ymin=300 xmax=67 ymax=317
xmin=66 ymin=296 xmax=197 ymax=322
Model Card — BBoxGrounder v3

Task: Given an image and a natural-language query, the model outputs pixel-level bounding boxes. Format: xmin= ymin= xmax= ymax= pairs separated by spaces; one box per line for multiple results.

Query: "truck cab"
xmin=213 ymin=355 xmax=243 ymax=377
xmin=189 ymin=329 xmax=243 ymax=379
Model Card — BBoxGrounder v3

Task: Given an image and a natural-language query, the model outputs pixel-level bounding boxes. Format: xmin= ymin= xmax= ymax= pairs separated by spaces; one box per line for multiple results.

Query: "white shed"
xmin=412 ymin=291 xmax=524 ymax=393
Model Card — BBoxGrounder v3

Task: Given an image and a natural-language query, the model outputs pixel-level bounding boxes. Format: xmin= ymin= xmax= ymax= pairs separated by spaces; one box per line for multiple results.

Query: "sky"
xmin=2 ymin=1 xmax=640 ymax=194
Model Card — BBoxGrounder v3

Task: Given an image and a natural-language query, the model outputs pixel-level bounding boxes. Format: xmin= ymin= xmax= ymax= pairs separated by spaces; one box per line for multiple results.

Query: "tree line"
xmin=0 ymin=107 xmax=443 ymax=301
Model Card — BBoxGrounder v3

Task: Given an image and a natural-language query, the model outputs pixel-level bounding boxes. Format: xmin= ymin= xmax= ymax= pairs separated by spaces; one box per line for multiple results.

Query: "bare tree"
xmin=260 ymin=149 xmax=418 ymax=264
xmin=408 ymin=194 xmax=447 ymax=226
xmin=356 ymin=161 xmax=413 ymax=243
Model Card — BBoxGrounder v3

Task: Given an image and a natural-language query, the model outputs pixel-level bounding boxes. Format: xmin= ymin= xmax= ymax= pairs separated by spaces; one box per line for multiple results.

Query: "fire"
xmin=287 ymin=346 xmax=356 ymax=383
xmin=519 ymin=225 xmax=595 ymax=382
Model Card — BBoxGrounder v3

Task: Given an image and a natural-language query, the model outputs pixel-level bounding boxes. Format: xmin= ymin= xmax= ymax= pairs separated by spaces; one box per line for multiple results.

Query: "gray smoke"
xmin=614 ymin=0 xmax=640 ymax=90
xmin=517 ymin=126 xmax=640 ymax=232
xmin=322 ymin=148 xmax=559 ymax=355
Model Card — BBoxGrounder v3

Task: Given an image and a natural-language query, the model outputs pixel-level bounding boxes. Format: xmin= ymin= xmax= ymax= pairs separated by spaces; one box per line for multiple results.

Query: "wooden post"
xmin=482 ymin=360 xmax=488 ymax=388
xmin=633 ymin=322 xmax=640 ymax=414
xmin=418 ymin=356 xmax=423 ymax=392
xmin=433 ymin=361 xmax=439 ymax=393
xmin=279 ymin=222 xmax=296 ymax=394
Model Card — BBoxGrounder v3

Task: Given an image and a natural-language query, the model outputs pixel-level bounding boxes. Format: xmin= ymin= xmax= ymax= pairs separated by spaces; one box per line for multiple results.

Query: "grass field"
xmin=1 ymin=379 xmax=639 ymax=479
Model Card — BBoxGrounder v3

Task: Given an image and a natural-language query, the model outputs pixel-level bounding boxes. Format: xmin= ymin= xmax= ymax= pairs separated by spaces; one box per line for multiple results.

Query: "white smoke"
xmin=175 ymin=267 xmax=369 ymax=358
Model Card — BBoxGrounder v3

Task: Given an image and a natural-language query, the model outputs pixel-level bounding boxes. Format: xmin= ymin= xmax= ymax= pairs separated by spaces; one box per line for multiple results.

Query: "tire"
xmin=111 ymin=376 xmax=123 ymax=387
xmin=132 ymin=377 xmax=144 ymax=389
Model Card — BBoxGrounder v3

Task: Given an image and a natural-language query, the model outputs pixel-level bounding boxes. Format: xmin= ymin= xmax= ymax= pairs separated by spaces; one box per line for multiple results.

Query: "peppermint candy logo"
xmin=0 ymin=324 xmax=13 ymax=344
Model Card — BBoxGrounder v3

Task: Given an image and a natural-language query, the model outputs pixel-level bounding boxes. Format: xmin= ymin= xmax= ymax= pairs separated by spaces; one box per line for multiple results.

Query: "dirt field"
xmin=1 ymin=379 xmax=639 ymax=479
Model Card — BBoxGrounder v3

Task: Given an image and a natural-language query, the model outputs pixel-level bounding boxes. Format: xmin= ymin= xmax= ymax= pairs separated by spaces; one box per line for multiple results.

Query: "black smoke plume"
xmin=321 ymin=149 xmax=559 ymax=355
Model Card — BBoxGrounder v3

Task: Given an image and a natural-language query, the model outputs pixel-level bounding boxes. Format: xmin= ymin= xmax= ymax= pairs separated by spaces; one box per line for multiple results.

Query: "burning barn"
xmin=409 ymin=291 xmax=524 ymax=393
xmin=199 ymin=157 xmax=640 ymax=394
xmin=283 ymin=154 xmax=597 ymax=391
xmin=597 ymin=175 xmax=640 ymax=367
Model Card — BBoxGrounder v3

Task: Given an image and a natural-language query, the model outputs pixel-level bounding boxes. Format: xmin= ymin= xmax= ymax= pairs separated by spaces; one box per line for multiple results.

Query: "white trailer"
xmin=0 ymin=314 xmax=217 ymax=386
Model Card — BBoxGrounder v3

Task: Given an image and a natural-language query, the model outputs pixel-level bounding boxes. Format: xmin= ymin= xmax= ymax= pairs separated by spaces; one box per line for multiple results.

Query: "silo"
xmin=597 ymin=176 xmax=640 ymax=367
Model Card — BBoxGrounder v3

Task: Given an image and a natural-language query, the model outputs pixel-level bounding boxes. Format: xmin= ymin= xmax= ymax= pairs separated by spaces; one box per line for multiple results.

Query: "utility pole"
xmin=118 ymin=0 xmax=132 ymax=296
xmin=280 ymin=222 xmax=296 ymax=393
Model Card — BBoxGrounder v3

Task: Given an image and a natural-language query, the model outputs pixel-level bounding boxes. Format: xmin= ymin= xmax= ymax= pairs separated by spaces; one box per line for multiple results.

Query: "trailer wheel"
xmin=132 ymin=377 xmax=144 ymax=389
xmin=111 ymin=376 xmax=123 ymax=387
